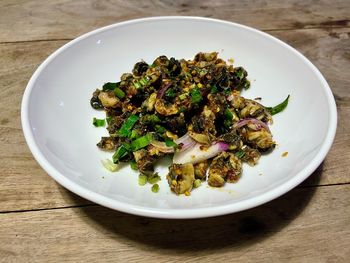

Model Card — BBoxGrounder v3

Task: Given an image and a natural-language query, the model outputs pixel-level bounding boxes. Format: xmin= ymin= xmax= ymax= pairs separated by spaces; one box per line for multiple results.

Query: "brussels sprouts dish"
xmin=90 ymin=52 xmax=289 ymax=195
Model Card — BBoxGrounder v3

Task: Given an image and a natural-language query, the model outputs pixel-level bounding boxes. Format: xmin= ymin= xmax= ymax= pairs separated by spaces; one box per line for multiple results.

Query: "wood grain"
xmin=1 ymin=184 xmax=349 ymax=262
xmin=0 ymin=27 xmax=349 ymax=212
xmin=0 ymin=0 xmax=349 ymax=42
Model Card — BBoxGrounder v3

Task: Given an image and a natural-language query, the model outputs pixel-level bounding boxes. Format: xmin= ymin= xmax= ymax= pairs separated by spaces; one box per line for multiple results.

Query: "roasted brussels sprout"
xmin=167 ymin=163 xmax=195 ymax=195
xmin=208 ymin=152 xmax=242 ymax=187
xmin=89 ymin=52 xmax=288 ymax=194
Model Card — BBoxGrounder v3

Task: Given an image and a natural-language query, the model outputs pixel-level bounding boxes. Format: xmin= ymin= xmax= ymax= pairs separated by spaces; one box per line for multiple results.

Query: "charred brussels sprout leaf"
xmin=168 ymin=57 xmax=181 ymax=77
xmin=132 ymin=61 xmax=149 ymax=76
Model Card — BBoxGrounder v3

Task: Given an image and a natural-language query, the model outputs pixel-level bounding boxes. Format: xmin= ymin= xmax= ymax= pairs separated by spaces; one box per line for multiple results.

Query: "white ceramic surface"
xmin=21 ymin=17 xmax=337 ymax=219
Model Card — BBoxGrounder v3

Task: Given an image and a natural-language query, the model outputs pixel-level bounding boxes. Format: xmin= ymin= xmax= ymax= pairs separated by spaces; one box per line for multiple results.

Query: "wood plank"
xmin=0 ymin=184 xmax=349 ymax=262
xmin=0 ymin=27 xmax=349 ymax=212
xmin=0 ymin=0 xmax=349 ymax=42
xmin=0 ymin=40 xmax=91 ymax=210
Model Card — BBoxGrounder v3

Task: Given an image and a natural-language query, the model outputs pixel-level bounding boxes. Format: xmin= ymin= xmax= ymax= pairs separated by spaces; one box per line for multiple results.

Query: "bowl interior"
xmin=23 ymin=17 xmax=335 ymax=218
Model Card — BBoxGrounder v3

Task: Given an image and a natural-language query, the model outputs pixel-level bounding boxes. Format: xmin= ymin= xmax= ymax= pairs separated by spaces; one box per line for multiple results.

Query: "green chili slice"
xmin=266 ymin=95 xmax=290 ymax=115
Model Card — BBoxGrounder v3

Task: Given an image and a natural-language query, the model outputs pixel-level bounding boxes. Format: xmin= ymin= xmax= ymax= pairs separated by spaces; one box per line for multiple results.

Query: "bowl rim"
xmin=21 ymin=16 xmax=337 ymax=219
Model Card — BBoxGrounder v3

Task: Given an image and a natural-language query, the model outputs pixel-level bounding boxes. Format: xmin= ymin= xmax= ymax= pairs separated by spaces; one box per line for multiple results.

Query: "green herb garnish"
xmin=190 ymin=87 xmax=202 ymax=104
xmin=102 ymin=82 xmax=118 ymax=91
xmin=266 ymin=95 xmax=290 ymax=115
xmin=112 ymin=144 xmax=130 ymax=163
xmin=139 ymin=76 xmax=150 ymax=86
xmin=155 ymin=125 xmax=166 ymax=134
xmin=224 ymin=108 xmax=233 ymax=120
xmin=118 ymin=115 xmax=139 ymax=137
xmin=131 ymin=133 xmax=153 ymax=151
xmin=142 ymin=114 xmax=160 ymax=125
xmin=130 ymin=160 xmax=138 ymax=170
xmin=138 ymin=174 xmax=148 ymax=186
xmin=235 ymin=150 xmax=246 ymax=159
xmin=179 ymin=93 xmax=187 ymax=100
xmin=92 ymin=117 xmax=105 ymax=127
xmin=165 ymin=88 xmax=176 ymax=98
xmin=114 ymin=87 xmax=125 ymax=99
xmin=134 ymin=76 xmax=150 ymax=89
xmin=165 ymin=138 xmax=177 ymax=148
xmin=129 ymin=129 xmax=139 ymax=140
xmin=148 ymin=173 xmax=161 ymax=184
xmin=151 ymin=184 xmax=159 ymax=193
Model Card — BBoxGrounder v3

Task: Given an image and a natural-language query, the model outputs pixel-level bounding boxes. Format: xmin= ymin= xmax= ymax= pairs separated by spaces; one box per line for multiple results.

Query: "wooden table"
xmin=1 ymin=1 xmax=349 ymax=262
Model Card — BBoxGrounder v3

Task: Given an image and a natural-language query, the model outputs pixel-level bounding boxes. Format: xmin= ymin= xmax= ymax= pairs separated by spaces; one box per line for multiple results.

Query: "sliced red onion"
xmin=150 ymin=140 xmax=175 ymax=153
xmin=235 ymin=118 xmax=270 ymax=132
xmin=173 ymin=142 xmax=229 ymax=164
xmin=175 ymin=133 xmax=196 ymax=152
xmin=227 ymin=94 xmax=234 ymax=101
xmin=157 ymin=82 xmax=172 ymax=99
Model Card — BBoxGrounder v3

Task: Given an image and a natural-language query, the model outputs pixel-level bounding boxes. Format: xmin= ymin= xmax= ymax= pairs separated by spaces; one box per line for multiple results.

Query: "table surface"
xmin=0 ymin=1 xmax=349 ymax=262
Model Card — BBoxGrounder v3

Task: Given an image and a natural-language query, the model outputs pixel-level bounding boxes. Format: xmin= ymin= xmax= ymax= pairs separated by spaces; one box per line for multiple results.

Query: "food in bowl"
xmin=90 ymin=52 xmax=289 ymax=195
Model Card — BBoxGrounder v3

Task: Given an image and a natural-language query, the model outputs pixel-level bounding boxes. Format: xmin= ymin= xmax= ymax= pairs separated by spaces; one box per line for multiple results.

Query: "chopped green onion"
xmin=165 ymin=88 xmax=176 ymax=98
xmin=235 ymin=150 xmax=245 ymax=159
xmin=165 ymin=138 xmax=177 ymax=148
xmin=142 ymin=114 xmax=160 ymax=124
xmin=130 ymin=160 xmax=138 ymax=170
xmin=102 ymin=82 xmax=119 ymax=91
xmin=138 ymin=174 xmax=148 ymax=186
xmin=129 ymin=129 xmax=139 ymax=140
xmin=193 ymin=179 xmax=202 ymax=188
xmin=92 ymin=117 xmax=105 ymax=127
xmin=155 ymin=125 xmax=166 ymax=134
xmin=266 ymin=95 xmax=290 ymax=115
xmin=190 ymin=87 xmax=202 ymax=104
xmin=224 ymin=108 xmax=233 ymax=120
xmin=179 ymin=93 xmax=187 ymax=100
xmin=101 ymin=159 xmax=118 ymax=172
xmin=112 ymin=144 xmax=130 ymax=163
xmin=151 ymin=184 xmax=159 ymax=193
xmin=114 ymin=87 xmax=125 ymax=99
xmin=134 ymin=82 xmax=141 ymax=89
xmin=139 ymin=76 xmax=150 ymax=86
xmin=148 ymin=173 xmax=161 ymax=184
xmin=134 ymin=76 xmax=150 ymax=89
xmin=131 ymin=133 xmax=153 ymax=151
xmin=118 ymin=115 xmax=139 ymax=137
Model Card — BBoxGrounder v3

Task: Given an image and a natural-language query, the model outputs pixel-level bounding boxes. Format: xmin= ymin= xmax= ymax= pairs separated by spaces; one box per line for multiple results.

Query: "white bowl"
xmin=21 ymin=17 xmax=337 ymax=219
